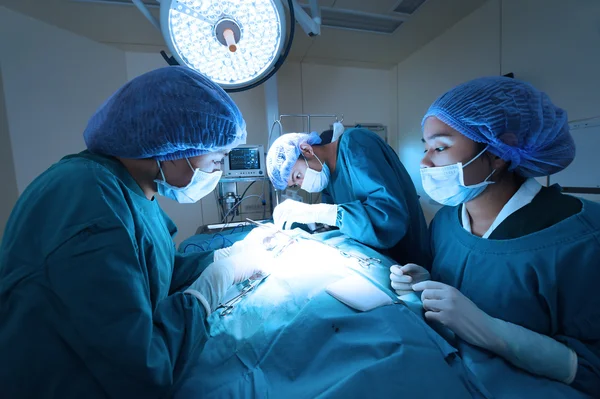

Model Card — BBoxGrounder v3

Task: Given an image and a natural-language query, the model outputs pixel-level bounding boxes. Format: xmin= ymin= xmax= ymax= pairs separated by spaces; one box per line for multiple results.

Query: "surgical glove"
xmin=389 ymin=264 xmax=430 ymax=295
xmin=213 ymin=226 xmax=279 ymax=261
xmin=489 ymin=317 xmax=578 ymax=384
xmin=273 ymin=199 xmax=338 ymax=230
xmin=185 ymin=261 xmax=234 ymax=315
xmin=412 ymin=281 xmax=500 ymax=349
xmin=213 ymin=246 xmax=233 ymax=262
xmin=229 ymin=249 xmax=273 ymax=284
xmin=185 ymin=252 xmax=270 ymax=315
xmin=412 ymin=281 xmax=577 ymax=384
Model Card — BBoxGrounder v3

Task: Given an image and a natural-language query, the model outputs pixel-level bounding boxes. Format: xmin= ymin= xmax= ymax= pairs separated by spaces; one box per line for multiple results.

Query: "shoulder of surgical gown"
xmin=332 ymin=128 xmax=429 ymax=265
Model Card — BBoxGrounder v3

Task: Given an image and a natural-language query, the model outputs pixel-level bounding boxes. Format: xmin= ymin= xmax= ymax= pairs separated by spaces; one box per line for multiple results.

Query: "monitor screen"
xmin=228 ymin=147 xmax=260 ymax=170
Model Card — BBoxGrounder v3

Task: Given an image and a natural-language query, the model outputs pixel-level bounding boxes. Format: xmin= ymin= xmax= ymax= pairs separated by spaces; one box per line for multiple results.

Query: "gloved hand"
xmin=273 ymin=199 xmax=338 ymax=230
xmin=412 ymin=280 xmax=501 ymax=349
xmin=227 ymin=249 xmax=272 ymax=284
xmin=213 ymin=246 xmax=234 ymax=262
xmin=412 ymin=281 xmax=577 ymax=384
xmin=389 ymin=264 xmax=430 ymax=295
xmin=185 ymin=251 xmax=270 ymax=315
xmin=214 ymin=225 xmax=280 ymax=261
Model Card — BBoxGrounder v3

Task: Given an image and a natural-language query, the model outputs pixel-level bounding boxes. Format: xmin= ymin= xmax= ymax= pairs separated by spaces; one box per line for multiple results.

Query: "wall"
xmin=502 ymin=0 xmax=600 ymax=203
xmin=276 ymin=62 xmax=398 ymax=147
xmin=395 ymin=0 xmax=600 ymax=222
xmin=0 ymin=65 xmax=19 ymax=242
xmin=396 ymin=0 xmax=501 ymax=221
xmin=0 ymin=7 xmax=127 ymax=239
xmin=501 ymin=0 xmax=600 ymax=121
xmin=0 ymin=7 xmax=127 ymax=194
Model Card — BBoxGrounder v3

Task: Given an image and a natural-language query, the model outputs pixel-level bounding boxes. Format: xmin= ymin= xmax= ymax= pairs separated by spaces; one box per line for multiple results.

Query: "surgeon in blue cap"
xmin=391 ymin=77 xmax=600 ymax=397
xmin=266 ymin=128 xmax=429 ymax=266
xmin=0 ymin=67 xmax=268 ymax=398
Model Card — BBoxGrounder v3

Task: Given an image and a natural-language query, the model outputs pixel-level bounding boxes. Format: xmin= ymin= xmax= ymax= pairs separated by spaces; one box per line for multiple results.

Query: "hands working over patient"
xmin=187 ymin=226 xmax=294 ymax=315
xmin=390 ymin=264 xmax=491 ymax=346
xmin=272 ymin=199 xmax=338 ymax=230
xmin=389 ymin=265 xmax=577 ymax=384
xmin=389 ymin=264 xmax=430 ymax=295
xmin=186 ymin=238 xmax=273 ymax=315
xmin=213 ymin=226 xmax=282 ymax=261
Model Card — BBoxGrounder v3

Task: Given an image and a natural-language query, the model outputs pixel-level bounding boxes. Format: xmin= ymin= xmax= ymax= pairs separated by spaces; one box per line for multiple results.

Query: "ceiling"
xmin=0 ymin=0 xmax=488 ymax=68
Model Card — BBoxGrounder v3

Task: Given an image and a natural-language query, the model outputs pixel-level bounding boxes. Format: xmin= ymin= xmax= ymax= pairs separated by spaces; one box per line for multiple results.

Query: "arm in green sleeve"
xmin=45 ymin=219 xmax=209 ymax=398
xmin=170 ymin=250 xmax=215 ymax=294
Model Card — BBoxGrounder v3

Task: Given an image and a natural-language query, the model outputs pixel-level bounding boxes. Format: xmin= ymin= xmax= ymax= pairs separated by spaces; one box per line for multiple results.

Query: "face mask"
xmin=300 ymin=153 xmax=330 ymax=193
xmin=155 ymin=158 xmax=222 ymax=204
xmin=421 ymin=146 xmax=495 ymax=207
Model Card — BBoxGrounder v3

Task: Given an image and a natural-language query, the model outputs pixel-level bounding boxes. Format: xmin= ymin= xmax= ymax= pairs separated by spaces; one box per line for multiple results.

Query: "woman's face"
xmin=159 ymin=150 xmax=229 ymax=188
xmin=420 ymin=116 xmax=493 ymax=186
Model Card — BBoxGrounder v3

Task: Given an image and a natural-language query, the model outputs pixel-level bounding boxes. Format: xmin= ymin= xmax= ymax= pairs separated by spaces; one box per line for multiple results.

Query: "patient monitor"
xmin=223 ymin=144 xmax=266 ymax=178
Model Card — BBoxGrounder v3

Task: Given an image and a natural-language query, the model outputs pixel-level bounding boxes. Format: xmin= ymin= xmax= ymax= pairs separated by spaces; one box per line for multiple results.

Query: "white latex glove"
xmin=213 ymin=226 xmax=280 ymax=261
xmin=412 ymin=281 xmax=577 ymax=384
xmin=273 ymin=199 xmax=338 ymax=230
xmin=412 ymin=280 xmax=502 ymax=349
xmin=213 ymin=246 xmax=233 ymax=262
xmin=389 ymin=264 xmax=430 ymax=295
xmin=185 ymin=251 xmax=271 ymax=315
xmin=228 ymin=249 xmax=273 ymax=284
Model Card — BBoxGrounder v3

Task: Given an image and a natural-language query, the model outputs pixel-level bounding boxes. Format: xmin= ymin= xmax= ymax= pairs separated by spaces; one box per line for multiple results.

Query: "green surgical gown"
xmin=430 ymin=188 xmax=600 ymax=397
xmin=0 ymin=151 xmax=214 ymax=398
xmin=327 ymin=128 xmax=429 ymax=266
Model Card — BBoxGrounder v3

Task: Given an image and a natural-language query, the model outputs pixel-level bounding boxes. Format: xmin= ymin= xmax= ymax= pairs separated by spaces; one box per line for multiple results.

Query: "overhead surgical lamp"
xmin=131 ymin=0 xmax=321 ymax=92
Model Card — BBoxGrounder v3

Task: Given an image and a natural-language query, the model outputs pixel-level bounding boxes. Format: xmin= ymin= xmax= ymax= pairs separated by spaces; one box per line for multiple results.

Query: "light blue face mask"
xmin=421 ymin=146 xmax=496 ymax=207
xmin=300 ymin=153 xmax=330 ymax=193
xmin=155 ymin=158 xmax=222 ymax=204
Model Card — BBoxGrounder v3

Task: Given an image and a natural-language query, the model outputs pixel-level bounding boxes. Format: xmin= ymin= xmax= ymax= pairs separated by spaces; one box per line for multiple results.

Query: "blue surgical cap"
xmin=84 ymin=66 xmax=246 ymax=161
xmin=267 ymin=132 xmax=322 ymax=190
xmin=422 ymin=76 xmax=575 ymax=177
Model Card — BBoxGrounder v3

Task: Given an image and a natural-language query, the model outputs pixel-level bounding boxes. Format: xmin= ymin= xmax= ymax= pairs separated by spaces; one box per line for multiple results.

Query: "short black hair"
xmin=320 ymin=129 xmax=333 ymax=144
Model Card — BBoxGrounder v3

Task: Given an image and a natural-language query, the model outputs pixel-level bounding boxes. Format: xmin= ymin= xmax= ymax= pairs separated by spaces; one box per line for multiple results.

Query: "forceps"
xmin=296 ymin=234 xmax=382 ymax=269
xmin=338 ymin=250 xmax=382 ymax=269
xmin=218 ymin=272 xmax=270 ymax=316
xmin=247 ymin=218 xmax=381 ymax=268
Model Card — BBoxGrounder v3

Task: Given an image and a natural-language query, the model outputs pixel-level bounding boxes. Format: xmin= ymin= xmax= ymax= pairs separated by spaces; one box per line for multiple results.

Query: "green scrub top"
xmin=0 ymin=151 xmax=214 ymax=398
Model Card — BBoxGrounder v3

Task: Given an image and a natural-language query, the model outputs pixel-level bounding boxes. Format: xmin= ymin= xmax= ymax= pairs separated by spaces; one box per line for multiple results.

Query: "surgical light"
xmin=128 ymin=0 xmax=322 ymax=92
xmin=159 ymin=0 xmax=286 ymax=91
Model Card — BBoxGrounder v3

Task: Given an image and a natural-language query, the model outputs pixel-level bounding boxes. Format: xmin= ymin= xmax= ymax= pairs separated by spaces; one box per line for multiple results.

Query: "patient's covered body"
xmin=175 ymin=229 xmax=489 ymax=398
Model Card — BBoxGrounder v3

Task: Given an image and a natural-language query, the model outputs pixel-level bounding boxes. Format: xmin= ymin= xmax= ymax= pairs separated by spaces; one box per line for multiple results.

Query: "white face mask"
xmin=155 ymin=158 xmax=222 ymax=204
xmin=420 ymin=146 xmax=495 ymax=207
xmin=300 ymin=153 xmax=330 ymax=193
